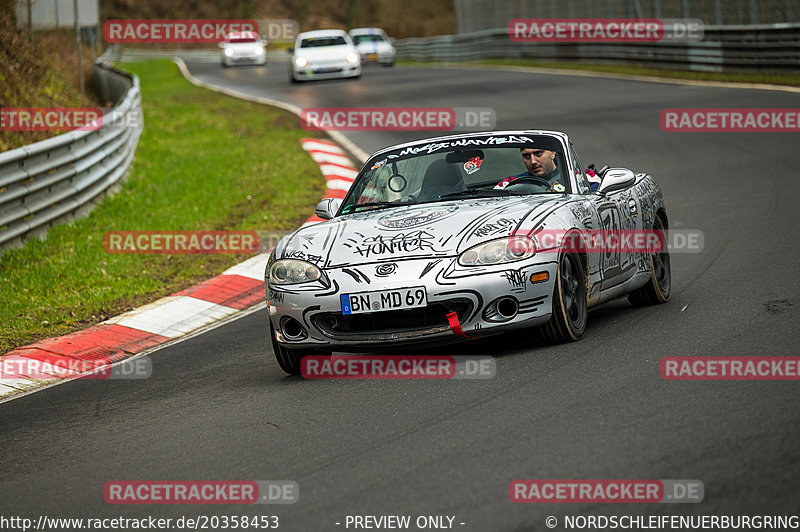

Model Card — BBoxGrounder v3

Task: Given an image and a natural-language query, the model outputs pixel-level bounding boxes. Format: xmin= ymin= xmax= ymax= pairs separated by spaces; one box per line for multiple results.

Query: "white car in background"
xmin=289 ymin=30 xmax=361 ymax=82
xmin=220 ymin=31 xmax=266 ymax=67
xmin=349 ymin=27 xmax=396 ymax=66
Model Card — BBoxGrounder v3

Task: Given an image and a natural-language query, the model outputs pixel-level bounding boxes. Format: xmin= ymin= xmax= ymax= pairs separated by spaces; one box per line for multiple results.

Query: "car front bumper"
xmin=359 ymin=52 xmax=395 ymax=64
xmin=222 ymin=52 xmax=266 ymax=65
xmin=267 ymin=256 xmax=557 ymax=351
xmin=291 ymin=62 xmax=360 ymax=80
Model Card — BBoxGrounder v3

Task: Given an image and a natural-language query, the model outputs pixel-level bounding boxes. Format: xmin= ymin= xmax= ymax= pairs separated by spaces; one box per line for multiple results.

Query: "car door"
xmin=565 ymin=145 xmax=605 ymax=301
xmin=566 ymin=144 xmax=637 ymax=292
xmin=591 ymin=185 xmax=639 ymax=291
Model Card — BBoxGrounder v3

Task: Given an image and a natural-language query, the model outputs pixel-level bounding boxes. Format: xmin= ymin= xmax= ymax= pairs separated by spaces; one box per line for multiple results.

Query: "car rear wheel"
xmin=628 ymin=215 xmax=671 ymax=306
xmin=541 ymin=250 xmax=587 ymax=343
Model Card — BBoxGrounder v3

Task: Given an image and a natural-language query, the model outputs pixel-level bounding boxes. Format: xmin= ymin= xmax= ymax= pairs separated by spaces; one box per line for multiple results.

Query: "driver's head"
xmin=521 ymin=147 xmax=557 ymax=177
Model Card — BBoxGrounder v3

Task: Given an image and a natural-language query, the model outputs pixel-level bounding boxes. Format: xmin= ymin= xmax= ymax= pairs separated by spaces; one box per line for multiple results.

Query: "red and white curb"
xmin=299 ymin=137 xmax=359 ymax=227
xmin=0 ymin=137 xmax=358 ymax=401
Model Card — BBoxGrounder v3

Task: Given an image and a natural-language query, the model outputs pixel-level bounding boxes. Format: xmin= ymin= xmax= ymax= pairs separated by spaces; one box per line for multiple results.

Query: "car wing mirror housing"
xmin=597 ymin=168 xmax=635 ymax=195
xmin=315 ymin=198 xmax=342 ymax=220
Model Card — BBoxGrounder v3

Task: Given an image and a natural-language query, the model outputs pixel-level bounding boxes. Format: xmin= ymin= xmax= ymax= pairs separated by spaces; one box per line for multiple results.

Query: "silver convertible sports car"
xmin=266 ymin=131 xmax=671 ymax=375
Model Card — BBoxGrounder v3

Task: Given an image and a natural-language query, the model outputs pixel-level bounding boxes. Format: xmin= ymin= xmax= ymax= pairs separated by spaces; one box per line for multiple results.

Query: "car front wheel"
xmin=541 ymin=250 xmax=587 ymax=343
xmin=270 ymin=321 xmax=328 ymax=375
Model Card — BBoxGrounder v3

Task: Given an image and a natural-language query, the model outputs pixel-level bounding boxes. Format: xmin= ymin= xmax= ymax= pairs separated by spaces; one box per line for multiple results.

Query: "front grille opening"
xmin=313 ymin=299 xmax=473 ymax=338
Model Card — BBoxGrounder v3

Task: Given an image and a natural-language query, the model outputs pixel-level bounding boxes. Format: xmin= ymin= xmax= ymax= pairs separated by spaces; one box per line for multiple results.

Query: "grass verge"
xmin=0 ymin=59 xmax=325 ymax=353
xmin=399 ymin=58 xmax=800 ymax=88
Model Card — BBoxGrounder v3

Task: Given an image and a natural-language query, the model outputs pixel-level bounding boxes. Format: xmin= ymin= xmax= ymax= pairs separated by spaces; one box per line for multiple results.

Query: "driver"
xmin=495 ymin=146 xmax=566 ymax=192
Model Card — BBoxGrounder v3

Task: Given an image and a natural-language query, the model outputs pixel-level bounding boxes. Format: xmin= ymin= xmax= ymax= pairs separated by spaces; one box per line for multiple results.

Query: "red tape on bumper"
xmin=447 ymin=311 xmax=471 ymax=338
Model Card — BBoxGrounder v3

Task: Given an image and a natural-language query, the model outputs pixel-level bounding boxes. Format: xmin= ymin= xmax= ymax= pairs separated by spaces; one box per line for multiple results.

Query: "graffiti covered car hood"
xmin=276 ymin=196 xmax=575 ymax=268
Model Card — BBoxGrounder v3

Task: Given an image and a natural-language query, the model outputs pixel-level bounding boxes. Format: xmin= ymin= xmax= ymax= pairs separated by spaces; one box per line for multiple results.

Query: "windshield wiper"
xmin=344 ymin=198 xmax=417 ymax=213
xmin=437 ymin=189 xmax=514 ymax=200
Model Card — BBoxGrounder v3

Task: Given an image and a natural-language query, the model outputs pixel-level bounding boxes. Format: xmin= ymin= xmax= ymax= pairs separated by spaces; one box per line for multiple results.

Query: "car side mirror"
xmin=315 ymin=198 xmax=342 ymax=220
xmin=287 ymin=47 xmax=294 ymax=54
xmin=597 ymin=168 xmax=636 ymax=195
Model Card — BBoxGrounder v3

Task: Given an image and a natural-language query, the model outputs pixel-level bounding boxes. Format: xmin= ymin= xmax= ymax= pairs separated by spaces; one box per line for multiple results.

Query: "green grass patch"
xmin=0 ymin=59 xmax=326 ymax=353
xmin=399 ymin=58 xmax=800 ymax=87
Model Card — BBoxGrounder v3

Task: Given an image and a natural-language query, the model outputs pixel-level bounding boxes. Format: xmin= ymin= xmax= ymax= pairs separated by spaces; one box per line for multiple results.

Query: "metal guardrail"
xmin=0 ymin=48 xmax=143 ymax=252
xmin=455 ymin=0 xmax=800 ymax=31
xmin=395 ymin=23 xmax=800 ymax=72
xmin=116 ymin=48 xmax=288 ymax=63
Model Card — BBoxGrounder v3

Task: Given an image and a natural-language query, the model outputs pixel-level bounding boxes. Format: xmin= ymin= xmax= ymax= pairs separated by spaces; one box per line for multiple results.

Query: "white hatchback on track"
xmin=349 ymin=27 xmax=396 ymax=66
xmin=220 ymin=31 xmax=266 ymax=67
xmin=289 ymin=30 xmax=361 ymax=82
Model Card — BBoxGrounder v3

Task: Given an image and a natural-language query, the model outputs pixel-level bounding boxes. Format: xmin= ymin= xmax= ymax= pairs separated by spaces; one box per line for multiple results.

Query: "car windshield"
xmin=352 ymin=34 xmax=386 ymax=44
xmin=300 ymin=36 xmax=347 ymax=48
xmin=229 ymin=38 xmax=258 ymax=43
xmin=340 ymin=135 xmax=570 ymax=214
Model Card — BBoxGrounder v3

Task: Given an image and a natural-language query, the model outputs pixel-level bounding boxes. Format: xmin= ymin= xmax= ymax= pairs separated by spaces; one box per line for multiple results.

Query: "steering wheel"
xmin=505 ymin=176 xmax=553 ymax=189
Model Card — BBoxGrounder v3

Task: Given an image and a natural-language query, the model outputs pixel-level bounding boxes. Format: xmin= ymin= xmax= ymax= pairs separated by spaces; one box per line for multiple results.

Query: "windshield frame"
xmin=338 ymin=133 xmax=576 ymax=217
xmin=352 ymin=34 xmax=387 ymax=44
xmin=299 ymin=35 xmax=349 ymax=48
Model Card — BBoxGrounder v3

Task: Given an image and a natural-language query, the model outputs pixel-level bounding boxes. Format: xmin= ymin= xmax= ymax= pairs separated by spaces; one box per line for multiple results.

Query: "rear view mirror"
xmin=445 ymin=150 xmax=484 ymax=164
xmin=315 ymin=198 xmax=342 ymax=220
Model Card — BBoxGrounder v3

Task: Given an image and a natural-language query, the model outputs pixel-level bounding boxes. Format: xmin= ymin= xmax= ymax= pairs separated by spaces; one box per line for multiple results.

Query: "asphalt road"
xmin=2 ymin=59 xmax=799 ymax=530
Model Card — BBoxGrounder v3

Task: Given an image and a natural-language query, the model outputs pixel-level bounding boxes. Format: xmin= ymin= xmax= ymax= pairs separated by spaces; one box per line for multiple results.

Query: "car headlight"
xmin=295 ymin=56 xmax=308 ymax=67
xmin=269 ymin=259 xmax=322 ymax=285
xmin=224 ymin=48 xmax=234 ymax=57
xmin=255 ymin=46 xmax=265 ymax=55
xmin=345 ymin=53 xmax=359 ymax=64
xmin=458 ymin=236 xmax=536 ymax=266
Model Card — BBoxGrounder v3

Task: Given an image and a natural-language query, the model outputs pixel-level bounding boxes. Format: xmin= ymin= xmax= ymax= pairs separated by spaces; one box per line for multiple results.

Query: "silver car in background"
xmin=220 ymin=31 xmax=266 ymax=67
xmin=349 ymin=27 xmax=396 ymax=66
xmin=289 ymin=29 xmax=361 ymax=82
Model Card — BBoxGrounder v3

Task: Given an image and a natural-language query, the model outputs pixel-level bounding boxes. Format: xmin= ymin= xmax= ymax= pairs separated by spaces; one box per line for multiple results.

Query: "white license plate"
xmin=341 ymin=287 xmax=427 ymax=315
